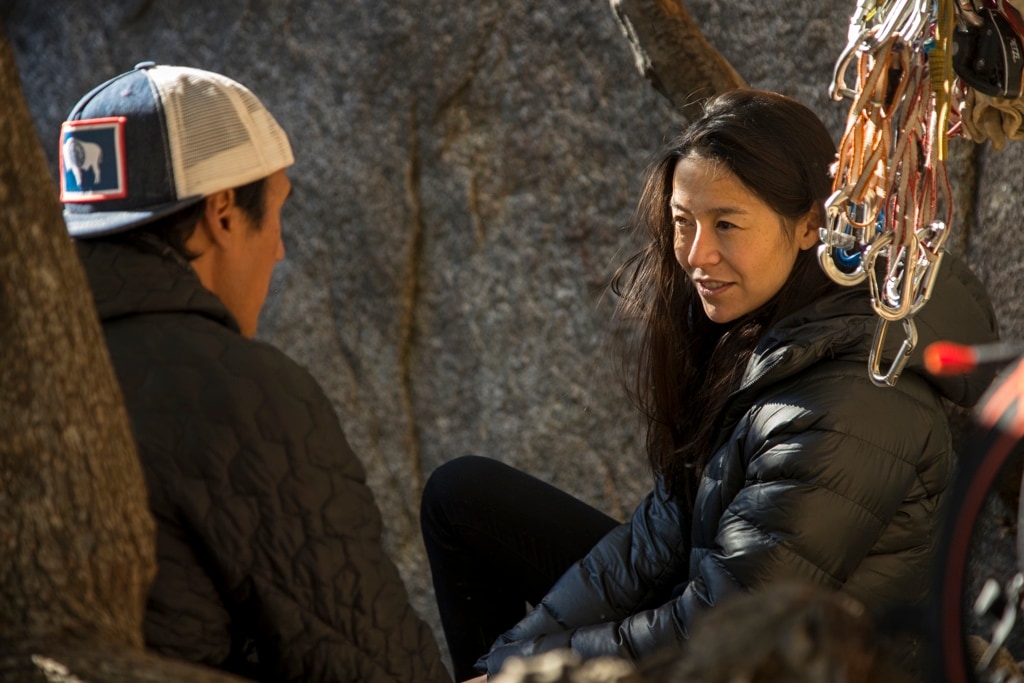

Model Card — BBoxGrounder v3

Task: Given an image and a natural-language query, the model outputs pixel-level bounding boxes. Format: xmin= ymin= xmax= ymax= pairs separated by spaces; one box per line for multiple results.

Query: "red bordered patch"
xmin=59 ymin=116 xmax=128 ymax=202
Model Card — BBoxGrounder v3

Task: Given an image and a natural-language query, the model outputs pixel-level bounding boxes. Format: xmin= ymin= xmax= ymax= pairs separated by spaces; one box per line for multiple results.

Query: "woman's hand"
xmin=462 ymin=676 xmax=487 ymax=683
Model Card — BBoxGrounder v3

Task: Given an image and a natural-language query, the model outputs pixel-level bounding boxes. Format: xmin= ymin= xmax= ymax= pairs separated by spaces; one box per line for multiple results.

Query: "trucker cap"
xmin=59 ymin=62 xmax=294 ymax=238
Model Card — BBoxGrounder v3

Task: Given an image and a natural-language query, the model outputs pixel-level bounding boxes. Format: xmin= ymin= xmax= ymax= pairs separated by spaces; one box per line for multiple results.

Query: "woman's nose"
xmin=687 ymin=225 xmax=719 ymax=269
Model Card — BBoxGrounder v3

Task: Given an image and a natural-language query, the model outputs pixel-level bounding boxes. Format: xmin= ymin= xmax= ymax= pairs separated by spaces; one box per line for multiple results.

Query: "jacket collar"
xmin=736 ymin=252 xmax=999 ymax=408
xmin=76 ymin=236 xmax=241 ymax=334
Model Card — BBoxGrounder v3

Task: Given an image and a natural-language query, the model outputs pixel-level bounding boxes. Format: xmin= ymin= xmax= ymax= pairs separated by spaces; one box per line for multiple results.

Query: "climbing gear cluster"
xmin=823 ymin=0 xmax=1024 ymax=387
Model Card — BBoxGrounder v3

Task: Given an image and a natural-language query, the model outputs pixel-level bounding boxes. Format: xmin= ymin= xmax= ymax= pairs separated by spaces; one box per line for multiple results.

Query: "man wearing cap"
xmin=59 ymin=62 xmax=452 ymax=683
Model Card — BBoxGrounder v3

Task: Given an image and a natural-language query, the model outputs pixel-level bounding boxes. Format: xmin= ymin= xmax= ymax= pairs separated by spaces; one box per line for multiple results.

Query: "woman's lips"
xmin=694 ymin=279 xmax=732 ymax=297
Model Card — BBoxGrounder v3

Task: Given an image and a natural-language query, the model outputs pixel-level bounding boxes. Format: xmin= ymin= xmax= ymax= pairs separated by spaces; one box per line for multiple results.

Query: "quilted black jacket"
xmin=77 ymin=238 xmax=451 ymax=683
xmin=479 ymin=254 xmax=999 ymax=676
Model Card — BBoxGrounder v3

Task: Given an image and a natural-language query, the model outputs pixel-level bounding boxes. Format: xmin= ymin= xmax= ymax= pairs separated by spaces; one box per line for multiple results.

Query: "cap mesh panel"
xmin=151 ymin=66 xmax=293 ymax=199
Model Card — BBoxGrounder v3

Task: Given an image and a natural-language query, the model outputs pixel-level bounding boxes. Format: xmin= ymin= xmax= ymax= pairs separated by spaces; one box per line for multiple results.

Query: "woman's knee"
xmin=421 ymin=454 xmax=499 ymax=529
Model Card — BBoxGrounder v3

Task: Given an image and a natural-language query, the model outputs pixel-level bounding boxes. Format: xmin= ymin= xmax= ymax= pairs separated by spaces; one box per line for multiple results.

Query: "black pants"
xmin=420 ymin=455 xmax=620 ymax=681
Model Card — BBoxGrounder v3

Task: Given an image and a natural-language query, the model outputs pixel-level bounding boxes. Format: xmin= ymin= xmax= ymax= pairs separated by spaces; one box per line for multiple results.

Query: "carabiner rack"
xmin=823 ymin=0 xmax=955 ymax=386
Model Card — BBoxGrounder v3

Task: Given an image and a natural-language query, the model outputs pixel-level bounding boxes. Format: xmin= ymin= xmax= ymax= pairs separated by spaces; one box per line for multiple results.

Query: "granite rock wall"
xmin=6 ymin=0 xmax=1022 ymax=670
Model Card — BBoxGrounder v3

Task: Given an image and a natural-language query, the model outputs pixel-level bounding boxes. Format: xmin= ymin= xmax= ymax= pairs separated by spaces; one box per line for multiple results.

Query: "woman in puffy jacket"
xmin=420 ymin=89 xmax=999 ymax=681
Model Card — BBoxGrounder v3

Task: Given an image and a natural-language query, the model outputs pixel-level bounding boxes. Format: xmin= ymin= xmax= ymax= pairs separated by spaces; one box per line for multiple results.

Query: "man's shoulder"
xmin=108 ymin=313 xmax=334 ymax=419
xmin=193 ymin=325 xmax=336 ymax=417
xmin=220 ymin=330 xmax=320 ymax=388
xmin=108 ymin=316 xmax=362 ymax=474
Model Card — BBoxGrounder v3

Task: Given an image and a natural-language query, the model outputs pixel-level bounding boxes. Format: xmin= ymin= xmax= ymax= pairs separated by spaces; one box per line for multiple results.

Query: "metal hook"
xmin=818 ymin=240 xmax=869 ymax=286
xmin=865 ymin=231 xmax=922 ymax=321
xmin=885 ymin=0 xmax=929 ymax=43
xmin=973 ymin=573 xmax=1024 ymax=674
xmin=817 ymin=188 xmax=873 ymax=285
xmin=831 ymin=0 xmax=883 ymax=100
xmin=831 ymin=37 xmax=867 ymax=101
xmin=869 ymin=316 xmax=918 ymax=387
xmin=906 ymin=222 xmax=948 ymax=317
xmin=877 ymin=221 xmax=948 ymax=319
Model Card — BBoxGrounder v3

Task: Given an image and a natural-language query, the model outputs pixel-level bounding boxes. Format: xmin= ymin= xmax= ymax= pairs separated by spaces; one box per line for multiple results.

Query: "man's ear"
xmin=199 ymin=188 xmax=238 ymax=247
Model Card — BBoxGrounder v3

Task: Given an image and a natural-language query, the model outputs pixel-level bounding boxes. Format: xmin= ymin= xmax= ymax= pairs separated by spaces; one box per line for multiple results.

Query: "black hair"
xmin=108 ymin=176 xmax=267 ymax=260
xmin=611 ymin=89 xmax=843 ymax=501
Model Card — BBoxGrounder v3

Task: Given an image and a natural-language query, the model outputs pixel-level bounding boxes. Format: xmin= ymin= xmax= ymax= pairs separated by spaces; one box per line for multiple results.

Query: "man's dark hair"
xmin=109 ymin=176 xmax=267 ymax=261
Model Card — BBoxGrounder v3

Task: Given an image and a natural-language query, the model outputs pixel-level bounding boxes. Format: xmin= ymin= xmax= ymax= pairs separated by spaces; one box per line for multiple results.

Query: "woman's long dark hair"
xmin=611 ymin=89 xmax=843 ymax=502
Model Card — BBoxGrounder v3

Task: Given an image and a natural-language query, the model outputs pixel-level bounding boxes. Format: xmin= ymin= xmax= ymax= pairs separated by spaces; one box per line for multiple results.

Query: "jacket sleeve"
xmin=200 ymin=351 xmax=452 ymax=683
xmin=480 ymin=384 xmax=929 ymax=677
xmin=478 ymin=477 xmax=689 ymax=676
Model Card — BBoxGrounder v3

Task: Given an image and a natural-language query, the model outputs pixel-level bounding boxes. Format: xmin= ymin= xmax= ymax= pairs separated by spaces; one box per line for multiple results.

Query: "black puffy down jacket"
xmin=479 ymin=253 xmax=999 ymax=676
xmin=77 ymin=239 xmax=451 ymax=683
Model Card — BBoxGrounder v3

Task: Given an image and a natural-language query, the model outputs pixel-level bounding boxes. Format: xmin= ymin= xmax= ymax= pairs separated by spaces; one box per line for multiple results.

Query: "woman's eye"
xmin=673 ymin=216 xmax=691 ymax=231
xmin=717 ymin=221 xmax=736 ymax=231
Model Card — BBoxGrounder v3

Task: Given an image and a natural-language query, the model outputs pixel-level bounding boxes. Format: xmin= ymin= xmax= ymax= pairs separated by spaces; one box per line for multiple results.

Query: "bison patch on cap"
xmin=60 ymin=117 xmax=127 ymax=202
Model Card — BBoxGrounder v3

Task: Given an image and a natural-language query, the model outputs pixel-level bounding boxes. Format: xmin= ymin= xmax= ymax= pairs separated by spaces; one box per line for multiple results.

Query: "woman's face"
xmin=671 ymin=155 xmax=819 ymax=324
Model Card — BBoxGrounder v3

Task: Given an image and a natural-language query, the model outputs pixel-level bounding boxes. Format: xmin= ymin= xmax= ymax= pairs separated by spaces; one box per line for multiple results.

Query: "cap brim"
xmin=63 ymin=195 xmax=204 ymax=238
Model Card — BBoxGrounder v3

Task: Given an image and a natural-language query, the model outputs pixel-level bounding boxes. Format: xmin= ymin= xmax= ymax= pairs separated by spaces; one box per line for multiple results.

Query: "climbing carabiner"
xmin=864 ymin=230 xmax=923 ymax=321
xmin=818 ymin=188 xmax=871 ymax=286
xmin=869 ymin=316 xmax=919 ymax=387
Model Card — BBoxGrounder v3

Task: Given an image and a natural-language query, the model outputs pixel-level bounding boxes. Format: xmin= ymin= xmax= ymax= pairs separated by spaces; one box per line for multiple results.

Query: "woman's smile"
xmin=671 ymin=155 xmax=819 ymax=323
xmin=692 ymin=278 xmax=732 ymax=297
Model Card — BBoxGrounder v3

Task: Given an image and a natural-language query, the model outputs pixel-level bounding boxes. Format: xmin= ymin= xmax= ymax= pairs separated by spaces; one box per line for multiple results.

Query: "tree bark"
xmin=609 ymin=0 xmax=747 ymax=119
xmin=0 ymin=24 xmax=156 ymax=649
xmin=0 ymin=25 xmax=254 ymax=683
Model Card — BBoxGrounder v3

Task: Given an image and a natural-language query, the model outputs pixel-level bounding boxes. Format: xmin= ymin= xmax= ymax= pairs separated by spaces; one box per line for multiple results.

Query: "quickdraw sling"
xmin=820 ymin=0 xmax=1015 ymax=387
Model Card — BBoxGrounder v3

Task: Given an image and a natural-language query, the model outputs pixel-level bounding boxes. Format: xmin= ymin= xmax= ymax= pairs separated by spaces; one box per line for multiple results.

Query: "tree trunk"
xmin=609 ymin=0 xmax=747 ymax=118
xmin=0 ymin=24 xmax=155 ymax=651
xmin=0 ymin=25 xmax=254 ymax=683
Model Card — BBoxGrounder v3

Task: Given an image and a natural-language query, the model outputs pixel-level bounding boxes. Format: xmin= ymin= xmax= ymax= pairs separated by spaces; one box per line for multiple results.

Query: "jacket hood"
xmin=748 ymin=252 xmax=1000 ymax=407
xmin=76 ymin=237 xmax=240 ymax=333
